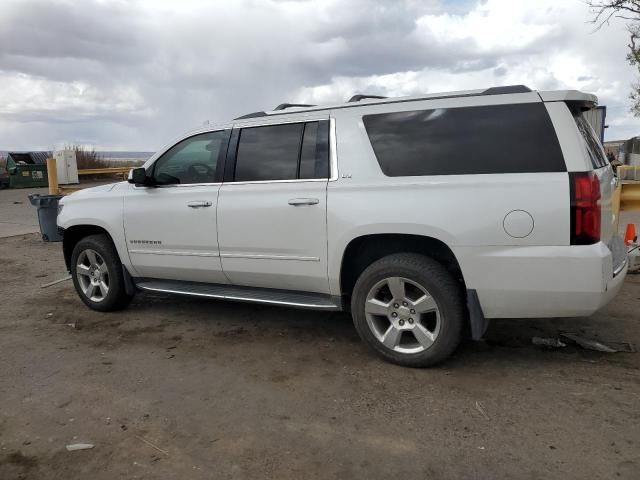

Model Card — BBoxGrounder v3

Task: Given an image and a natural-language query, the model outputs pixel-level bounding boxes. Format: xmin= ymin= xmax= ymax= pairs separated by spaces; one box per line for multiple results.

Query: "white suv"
xmin=57 ymin=85 xmax=628 ymax=367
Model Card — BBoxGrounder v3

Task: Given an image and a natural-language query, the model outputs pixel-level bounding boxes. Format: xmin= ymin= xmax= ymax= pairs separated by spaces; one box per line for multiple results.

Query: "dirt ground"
xmin=0 ymin=234 xmax=638 ymax=479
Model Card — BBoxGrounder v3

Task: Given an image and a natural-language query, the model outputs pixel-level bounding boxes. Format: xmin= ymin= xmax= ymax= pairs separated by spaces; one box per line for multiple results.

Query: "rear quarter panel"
xmin=327 ymin=94 xmax=570 ymax=296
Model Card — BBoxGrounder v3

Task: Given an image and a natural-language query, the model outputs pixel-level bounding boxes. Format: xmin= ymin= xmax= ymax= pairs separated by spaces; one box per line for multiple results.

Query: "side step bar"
xmin=135 ymin=279 xmax=341 ymax=311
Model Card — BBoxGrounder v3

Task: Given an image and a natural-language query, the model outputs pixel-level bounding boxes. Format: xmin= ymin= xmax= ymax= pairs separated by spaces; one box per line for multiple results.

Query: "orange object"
xmin=624 ymin=224 xmax=637 ymax=246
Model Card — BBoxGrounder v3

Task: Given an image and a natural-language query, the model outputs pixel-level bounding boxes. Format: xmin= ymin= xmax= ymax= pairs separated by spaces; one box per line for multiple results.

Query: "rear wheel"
xmin=70 ymin=234 xmax=133 ymax=311
xmin=351 ymin=253 xmax=464 ymax=367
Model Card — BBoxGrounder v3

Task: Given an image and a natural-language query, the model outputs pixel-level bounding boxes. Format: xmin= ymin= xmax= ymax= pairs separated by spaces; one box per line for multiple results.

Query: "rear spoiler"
xmin=538 ymin=90 xmax=597 ymax=110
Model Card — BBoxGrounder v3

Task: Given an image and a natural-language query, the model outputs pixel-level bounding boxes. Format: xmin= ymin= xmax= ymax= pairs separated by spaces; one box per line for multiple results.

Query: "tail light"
xmin=570 ymin=172 xmax=601 ymax=245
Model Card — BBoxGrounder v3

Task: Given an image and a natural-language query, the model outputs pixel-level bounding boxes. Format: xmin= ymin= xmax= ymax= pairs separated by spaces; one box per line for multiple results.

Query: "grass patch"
xmin=68 ymin=145 xmax=144 ymax=169
xmin=69 ymin=145 xmax=109 ymax=170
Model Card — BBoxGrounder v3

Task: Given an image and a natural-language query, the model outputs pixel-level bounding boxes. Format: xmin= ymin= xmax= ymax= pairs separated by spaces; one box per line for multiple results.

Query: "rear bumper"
xmin=455 ymin=241 xmax=628 ymax=318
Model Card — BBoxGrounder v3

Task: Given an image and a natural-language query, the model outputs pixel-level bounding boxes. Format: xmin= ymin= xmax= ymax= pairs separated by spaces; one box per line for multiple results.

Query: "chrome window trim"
xmin=135 ymin=118 xmax=337 ymax=188
xmin=232 ymin=113 xmax=329 ymax=129
xmin=329 ymin=117 xmax=338 ymax=182
xmin=221 ymin=179 xmax=327 ymax=186
xmin=224 ymin=117 xmax=335 ymax=185
xmin=132 ymin=182 xmax=222 ymax=189
xmin=132 ymin=179 xmax=327 ymax=188
xmin=155 ymin=182 xmax=222 ymax=188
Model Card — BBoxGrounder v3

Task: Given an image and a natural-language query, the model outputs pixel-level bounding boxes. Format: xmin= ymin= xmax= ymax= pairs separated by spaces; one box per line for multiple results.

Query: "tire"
xmin=351 ymin=253 xmax=464 ymax=367
xmin=70 ymin=234 xmax=133 ymax=312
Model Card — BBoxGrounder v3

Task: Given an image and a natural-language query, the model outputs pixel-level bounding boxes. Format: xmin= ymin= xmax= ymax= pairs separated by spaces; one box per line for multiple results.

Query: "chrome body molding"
xmin=614 ymin=256 xmax=628 ymax=277
xmin=219 ymin=253 xmax=320 ymax=261
xmin=128 ymin=249 xmax=220 ymax=257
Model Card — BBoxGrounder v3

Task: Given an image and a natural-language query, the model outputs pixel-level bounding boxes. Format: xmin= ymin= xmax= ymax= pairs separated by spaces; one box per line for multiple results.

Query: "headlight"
xmin=57 ymin=204 xmax=64 ymax=216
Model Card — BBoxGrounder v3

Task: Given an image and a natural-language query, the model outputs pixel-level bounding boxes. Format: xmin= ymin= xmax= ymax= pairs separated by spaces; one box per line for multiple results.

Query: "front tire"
xmin=351 ymin=253 xmax=464 ymax=367
xmin=70 ymin=234 xmax=133 ymax=312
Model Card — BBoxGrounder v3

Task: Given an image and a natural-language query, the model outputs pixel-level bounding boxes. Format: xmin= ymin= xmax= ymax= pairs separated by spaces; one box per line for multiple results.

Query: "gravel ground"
xmin=0 ymin=233 xmax=639 ymax=480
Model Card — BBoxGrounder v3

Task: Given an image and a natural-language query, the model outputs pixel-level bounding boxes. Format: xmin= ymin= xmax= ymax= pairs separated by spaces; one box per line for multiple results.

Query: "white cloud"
xmin=294 ymin=0 xmax=639 ymax=140
xmin=417 ymin=0 xmax=556 ymax=51
xmin=0 ymin=0 xmax=638 ymax=149
xmin=0 ymin=72 xmax=147 ymax=119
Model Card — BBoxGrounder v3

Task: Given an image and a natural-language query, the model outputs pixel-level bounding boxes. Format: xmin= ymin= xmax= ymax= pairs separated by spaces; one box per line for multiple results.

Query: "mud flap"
xmin=467 ymin=289 xmax=489 ymax=340
xmin=122 ymin=266 xmax=138 ymax=296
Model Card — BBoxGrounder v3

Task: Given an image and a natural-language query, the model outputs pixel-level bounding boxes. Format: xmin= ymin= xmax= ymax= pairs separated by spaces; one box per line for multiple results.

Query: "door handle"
xmin=187 ymin=201 xmax=213 ymax=208
xmin=288 ymin=198 xmax=319 ymax=206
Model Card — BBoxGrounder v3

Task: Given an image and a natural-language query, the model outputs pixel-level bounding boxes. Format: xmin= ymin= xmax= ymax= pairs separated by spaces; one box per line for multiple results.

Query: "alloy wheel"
xmin=76 ymin=249 xmax=110 ymax=303
xmin=364 ymin=276 xmax=441 ymax=354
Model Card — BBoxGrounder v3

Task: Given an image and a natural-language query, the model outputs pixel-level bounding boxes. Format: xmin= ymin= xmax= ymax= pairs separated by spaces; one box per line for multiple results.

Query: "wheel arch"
xmin=338 ymin=233 xmax=465 ymax=300
xmin=62 ymin=224 xmax=118 ymax=271
xmin=337 ymin=233 xmax=489 ymax=340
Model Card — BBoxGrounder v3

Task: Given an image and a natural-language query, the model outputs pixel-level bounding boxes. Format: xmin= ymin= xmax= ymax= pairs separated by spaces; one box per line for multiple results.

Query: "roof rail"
xmin=274 ymin=103 xmax=316 ymax=111
xmin=234 ymin=111 xmax=268 ymax=120
xmin=236 ymin=85 xmax=535 ymax=120
xmin=348 ymin=94 xmax=387 ymax=102
xmin=482 ymin=85 xmax=531 ymax=95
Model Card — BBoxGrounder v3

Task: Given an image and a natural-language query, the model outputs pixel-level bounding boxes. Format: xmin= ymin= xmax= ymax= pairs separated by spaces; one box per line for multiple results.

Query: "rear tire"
xmin=70 ymin=234 xmax=133 ymax=312
xmin=351 ymin=253 xmax=464 ymax=367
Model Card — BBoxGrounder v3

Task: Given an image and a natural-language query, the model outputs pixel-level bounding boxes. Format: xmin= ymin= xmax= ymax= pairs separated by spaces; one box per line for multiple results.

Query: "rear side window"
xmin=573 ymin=110 xmax=608 ymax=169
xmin=363 ymin=103 xmax=565 ymax=176
xmin=235 ymin=123 xmax=303 ymax=181
xmin=233 ymin=121 xmax=329 ymax=181
xmin=299 ymin=122 xmax=319 ymax=178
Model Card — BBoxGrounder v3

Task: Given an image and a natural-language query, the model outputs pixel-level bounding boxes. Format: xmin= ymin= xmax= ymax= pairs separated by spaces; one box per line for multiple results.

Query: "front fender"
xmin=57 ymin=191 xmax=132 ymax=270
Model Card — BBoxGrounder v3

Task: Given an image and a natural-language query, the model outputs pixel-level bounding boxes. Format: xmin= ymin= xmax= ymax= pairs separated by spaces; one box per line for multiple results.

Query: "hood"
xmin=60 ymin=182 xmax=123 ymax=203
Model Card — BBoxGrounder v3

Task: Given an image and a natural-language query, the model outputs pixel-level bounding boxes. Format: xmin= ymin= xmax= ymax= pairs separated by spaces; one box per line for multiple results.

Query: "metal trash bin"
xmin=28 ymin=193 xmax=63 ymax=242
xmin=6 ymin=152 xmax=49 ymax=188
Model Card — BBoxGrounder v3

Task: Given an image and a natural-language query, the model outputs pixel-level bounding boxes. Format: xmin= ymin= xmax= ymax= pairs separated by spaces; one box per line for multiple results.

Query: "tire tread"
xmin=351 ymin=253 xmax=464 ymax=367
xmin=70 ymin=234 xmax=133 ymax=312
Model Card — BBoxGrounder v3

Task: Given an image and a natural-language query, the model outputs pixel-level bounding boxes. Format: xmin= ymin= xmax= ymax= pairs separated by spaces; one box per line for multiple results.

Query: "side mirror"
xmin=128 ymin=167 xmax=151 ymax=186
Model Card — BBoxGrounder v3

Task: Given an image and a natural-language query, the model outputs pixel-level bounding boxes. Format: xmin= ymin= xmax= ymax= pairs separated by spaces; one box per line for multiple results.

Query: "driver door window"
xmin=153 ymin=131 xmax=226 ymax=185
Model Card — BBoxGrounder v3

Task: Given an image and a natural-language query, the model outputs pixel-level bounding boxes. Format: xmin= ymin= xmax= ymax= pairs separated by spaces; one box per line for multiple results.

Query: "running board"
xmin=134 ymin=279 xmax=341 ymax=310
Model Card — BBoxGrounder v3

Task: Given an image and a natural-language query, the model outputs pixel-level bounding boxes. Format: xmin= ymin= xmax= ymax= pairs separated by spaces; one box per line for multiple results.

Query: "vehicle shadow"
xmin=96 ymin=291 xmax=637 ymax=370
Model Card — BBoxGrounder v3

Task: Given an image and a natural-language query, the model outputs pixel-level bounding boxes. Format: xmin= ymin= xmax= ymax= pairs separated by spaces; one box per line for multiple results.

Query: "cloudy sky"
xmin=0 ymin=0 xmax=638 ymax=151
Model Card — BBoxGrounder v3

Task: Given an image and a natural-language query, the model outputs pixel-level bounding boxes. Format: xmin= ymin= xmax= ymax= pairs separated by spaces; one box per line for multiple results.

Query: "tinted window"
xmin=315 ymin=120 xmax=330 ymax=178
xmin=363 ymin=103 xmax=565 ymax=176
xmin=153 ymin=131 xmax=226 ymax=184
xmin=573 ymin=111 xmax=608 ymax=168
xmin=233 ymin=121 xmax=329 ymax=181
xmin=235 ymin=123 xmax=303 ymax=181
xmin=299 ymin=122 xmax=319 ymax=179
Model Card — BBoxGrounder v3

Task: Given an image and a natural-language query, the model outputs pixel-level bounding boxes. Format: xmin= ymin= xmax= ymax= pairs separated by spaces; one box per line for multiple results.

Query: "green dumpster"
xmin=6 ymin=152 xmax=49 ymax=188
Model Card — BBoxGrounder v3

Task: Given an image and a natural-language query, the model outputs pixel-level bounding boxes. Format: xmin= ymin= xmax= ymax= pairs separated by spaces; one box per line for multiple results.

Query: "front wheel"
xmin=351 ymin=253 xmax=464 ymax=367
xmin=70 ymin=234 xmax=133 ymax=312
